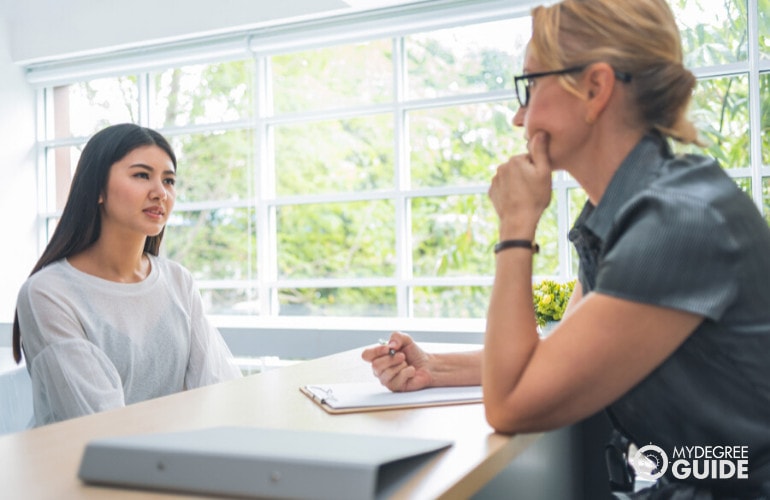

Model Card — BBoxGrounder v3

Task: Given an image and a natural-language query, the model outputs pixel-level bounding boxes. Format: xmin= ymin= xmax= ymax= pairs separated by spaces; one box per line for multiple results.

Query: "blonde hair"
xmin=530 ymin=0 xmax=700 ymax=145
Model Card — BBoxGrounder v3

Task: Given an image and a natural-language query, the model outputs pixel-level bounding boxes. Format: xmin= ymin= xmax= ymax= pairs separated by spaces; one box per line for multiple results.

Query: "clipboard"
xmin=300 ymin=382 xmax=483 ymax=414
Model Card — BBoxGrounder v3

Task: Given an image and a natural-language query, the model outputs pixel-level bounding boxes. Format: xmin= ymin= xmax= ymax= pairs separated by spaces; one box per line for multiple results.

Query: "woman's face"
xmin=99 ymin=145 xmax=176 ymax=238
xmin=512 ymin=44 xmax=590 ymax=171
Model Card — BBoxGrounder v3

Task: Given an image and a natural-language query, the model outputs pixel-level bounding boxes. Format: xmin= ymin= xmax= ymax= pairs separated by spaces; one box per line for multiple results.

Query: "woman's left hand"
xmin=488 ymin=131 xmax=553 ymax=239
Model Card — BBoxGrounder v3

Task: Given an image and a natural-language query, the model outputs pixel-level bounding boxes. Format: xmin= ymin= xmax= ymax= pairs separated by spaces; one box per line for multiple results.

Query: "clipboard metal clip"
xmin=307 ymin=386 xmax=338 ymax=404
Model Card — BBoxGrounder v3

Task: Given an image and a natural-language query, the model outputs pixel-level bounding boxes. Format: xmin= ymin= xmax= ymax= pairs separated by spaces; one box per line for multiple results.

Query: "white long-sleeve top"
xmin=15 ymin=254 xmax=242 ymax=426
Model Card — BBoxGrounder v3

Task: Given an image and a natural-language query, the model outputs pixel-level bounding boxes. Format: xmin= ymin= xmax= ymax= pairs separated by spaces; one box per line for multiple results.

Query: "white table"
xmin=0 ymin=343 xmax=541 ymax=499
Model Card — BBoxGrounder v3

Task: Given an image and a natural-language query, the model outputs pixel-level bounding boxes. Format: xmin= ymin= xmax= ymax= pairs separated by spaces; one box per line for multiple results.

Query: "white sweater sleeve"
xmin=17 ymin=278 xmax=125 ymax=426
xmin=183 ymin=283 xmax=242 ymax=389
xmin=29 ymin=340 xmax=124 ymax=426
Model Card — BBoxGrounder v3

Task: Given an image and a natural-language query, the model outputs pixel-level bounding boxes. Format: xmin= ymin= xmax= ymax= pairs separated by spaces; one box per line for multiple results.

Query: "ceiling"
xmin=6 ymin=0 xmax=432 ymax=64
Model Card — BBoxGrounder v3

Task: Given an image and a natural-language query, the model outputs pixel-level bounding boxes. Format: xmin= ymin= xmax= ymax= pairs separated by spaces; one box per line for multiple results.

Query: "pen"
xmin=378 ymin=338 xmax=397 ymax=356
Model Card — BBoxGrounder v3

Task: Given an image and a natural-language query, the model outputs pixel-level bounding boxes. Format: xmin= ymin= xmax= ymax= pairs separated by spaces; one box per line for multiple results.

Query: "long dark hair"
xmin=12 ymin=123 xmax=177 ymax=363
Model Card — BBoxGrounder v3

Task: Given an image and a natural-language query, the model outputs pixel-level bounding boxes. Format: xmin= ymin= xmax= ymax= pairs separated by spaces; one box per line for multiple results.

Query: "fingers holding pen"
xmin=378 ymin=338 xmax=397 ymax=357
xmin=376 ymin=357 xmax=416 ymax=390
xmin=362 ymin=335 xmax=405 ymax=370
xmin=361 ymin=331 xmax=429 ymax=391
xmin=366 ymin=349 xmax=413 ymax=391
xmin=369 ymin=348 xmax=405 ymax=376
xmin=361 ymin=337 xmax=400 ymax=363
xmin=362 ymin=331 xmax=412 ymax=360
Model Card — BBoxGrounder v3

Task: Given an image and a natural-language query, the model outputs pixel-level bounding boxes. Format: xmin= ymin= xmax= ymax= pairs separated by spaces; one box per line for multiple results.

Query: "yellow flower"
xmin=532 ymin=279 xmax=576 ymax=327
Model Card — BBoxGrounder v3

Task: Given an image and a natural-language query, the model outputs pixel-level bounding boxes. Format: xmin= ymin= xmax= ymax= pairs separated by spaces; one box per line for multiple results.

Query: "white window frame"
xmin=26 ymin=0 xmax=770 ymax=356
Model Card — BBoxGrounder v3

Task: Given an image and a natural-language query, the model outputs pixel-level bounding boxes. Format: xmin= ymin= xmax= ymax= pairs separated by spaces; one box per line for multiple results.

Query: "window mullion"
xmin=137 ymin=73 xmax=150 ymax=127
xmin=393 ymin=35 xmax=413 ymax=317
xmin=746 ymin=0 xmax=764 ymax=214
xmin=254 ymin=54 xmax=276 ymax=317
xmin=554 ymin=177 xmax=571 ymax=281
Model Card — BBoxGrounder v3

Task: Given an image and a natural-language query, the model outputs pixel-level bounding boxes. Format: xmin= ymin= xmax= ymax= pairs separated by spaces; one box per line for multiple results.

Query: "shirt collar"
xmin=580 ymin=132 xmax=671 ymax=241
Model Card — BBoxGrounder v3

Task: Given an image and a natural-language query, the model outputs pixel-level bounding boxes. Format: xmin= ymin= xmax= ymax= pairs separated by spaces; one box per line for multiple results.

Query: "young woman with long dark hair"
xmin=13 ymin=123 xmax=241 ymax=426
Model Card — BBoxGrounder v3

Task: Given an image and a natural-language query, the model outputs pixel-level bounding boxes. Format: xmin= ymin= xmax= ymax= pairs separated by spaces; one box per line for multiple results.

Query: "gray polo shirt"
xmin=568 ymin=133 xmax=770 ymax=494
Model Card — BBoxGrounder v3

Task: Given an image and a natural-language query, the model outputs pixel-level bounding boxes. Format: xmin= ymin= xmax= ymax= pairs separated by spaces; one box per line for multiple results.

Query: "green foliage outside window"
xmin=272 ymin=41 xmax=393 ymax=113
xmin=274 ymin=115 xmax=394 ymax=196
xmin=277 ymin=200 xmax=396 ymax=279
xmin=45 ymin=3 xmax=770 ymax=318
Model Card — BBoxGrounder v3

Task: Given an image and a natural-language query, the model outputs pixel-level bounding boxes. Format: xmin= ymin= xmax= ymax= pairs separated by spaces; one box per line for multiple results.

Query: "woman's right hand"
xmin=361 ymin=331 xmax=434 ymax=392
xmin=488 ymin=131 xmax=553 ymax=240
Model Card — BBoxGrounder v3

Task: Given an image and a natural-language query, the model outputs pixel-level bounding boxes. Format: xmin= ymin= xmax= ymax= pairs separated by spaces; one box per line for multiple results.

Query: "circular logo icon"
xmin=633 ymin=445 xmax=669 ymax=481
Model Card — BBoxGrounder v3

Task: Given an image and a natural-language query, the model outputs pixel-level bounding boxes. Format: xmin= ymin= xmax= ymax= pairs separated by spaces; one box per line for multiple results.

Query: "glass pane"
xmin=568 ymin=188 xmax=589 ymax=277
xmin=568 ymin=187 xmax=588 ymax=224
xmin=164 ymin=207 xmax=257 ymax=281
xmin=676 ymin=74 xmax=750 ymax=169
xmin=759 ymin=0 xmax=770 ymax=60
xmin=200 ymin=288 xmax=259 ymax=316
xmin=169 ymin=129 xmax=254 ymax=203
xmin=150 ymin=60 xmax=253 ymax=128
xmin=733 ymin=177 xmax=752 ymax=196
xmin=46 ymin=145 xmax=83 ymax=211
xmin=412 ymin=194 xmax=496 ymax=277
xmin=533 ymin=196 xmax=559 ymax=276
xmin=52 ymin=77 xmax=138 ymax=139
xmin=406 ymin=17 xmax=530 ymax=100
xmin=275 ymin=115 xmax=394 ymax=196
xmin=45 ymin=217 xmax=60 ymax=244
xmin=412 ymin=286 xmax=490 ymax=319
xmin=276 ymin=200 xmax=395 ymax=279
xmin=409 ymin=102 xmax=520 ymax=188
xmin=762 ymin=73 xmax=770 ymax=165
xmin=764 ymin=178 xmax=770 ymax=225
xmin=277 ymin=287 xmax=396 ymax=316
xmin=272 ymin=40 xmax=392 ymax=114
xmin=671 ymin=0 xmax=748 ymax=67
xmin=411 ymin=193 xmax=558 ymax=278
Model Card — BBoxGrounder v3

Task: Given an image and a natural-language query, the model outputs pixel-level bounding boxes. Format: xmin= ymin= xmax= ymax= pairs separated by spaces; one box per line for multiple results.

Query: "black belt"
xmin=605 ymin=428 xmax=635 ymax=492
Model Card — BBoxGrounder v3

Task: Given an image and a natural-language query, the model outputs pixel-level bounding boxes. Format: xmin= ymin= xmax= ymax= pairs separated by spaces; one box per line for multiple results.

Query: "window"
xmin=669 ymin=0 xmax=770 ymax=225
xmin=32 ymin=0 xmax=770 ymax=324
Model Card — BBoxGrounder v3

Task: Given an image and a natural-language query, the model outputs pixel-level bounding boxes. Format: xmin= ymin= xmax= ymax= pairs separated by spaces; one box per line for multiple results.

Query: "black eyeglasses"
xmin=513 ymin=65 xmax=632 ymax=108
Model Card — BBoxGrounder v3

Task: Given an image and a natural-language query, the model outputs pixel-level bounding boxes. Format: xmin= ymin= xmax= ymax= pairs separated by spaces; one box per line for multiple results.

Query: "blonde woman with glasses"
xmin=363 ymin=0 xmax=770 ymax=497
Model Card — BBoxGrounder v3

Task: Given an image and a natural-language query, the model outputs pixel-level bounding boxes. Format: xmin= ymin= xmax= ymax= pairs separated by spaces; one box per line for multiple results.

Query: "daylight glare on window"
xmin=37 ymin=0 xmax=770 ymax=319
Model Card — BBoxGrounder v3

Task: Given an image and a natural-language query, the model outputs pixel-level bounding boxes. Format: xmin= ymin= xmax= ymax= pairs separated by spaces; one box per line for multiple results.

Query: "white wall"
xmin=0 ymin=1 xmax=36 ymax=339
